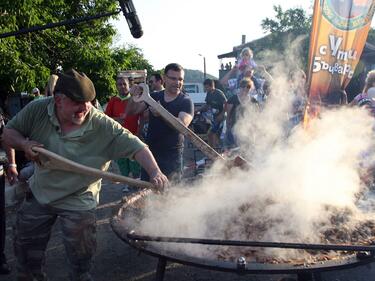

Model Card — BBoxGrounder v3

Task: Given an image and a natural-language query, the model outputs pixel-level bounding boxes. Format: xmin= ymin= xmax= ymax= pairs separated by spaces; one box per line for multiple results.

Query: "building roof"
xmin=217 ymin=34 xmax=272 ymax=59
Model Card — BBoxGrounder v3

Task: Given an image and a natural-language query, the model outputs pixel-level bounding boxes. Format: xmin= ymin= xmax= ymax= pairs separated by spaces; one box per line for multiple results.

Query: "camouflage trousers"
xmin=14 ymin=193 xmax=97 ymax=281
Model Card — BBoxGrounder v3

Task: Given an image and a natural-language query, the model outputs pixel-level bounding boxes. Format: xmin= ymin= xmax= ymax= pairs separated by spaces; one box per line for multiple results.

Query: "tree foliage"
xmin=0 ymin=0 xmax=153 ymax=103
xmin=261 ymin=5 xmax=311 ymax=35
xmin=249 ymin=6 xmax=312 ymax=71
xmin=259 ymin=5 xmax=374 ymax=73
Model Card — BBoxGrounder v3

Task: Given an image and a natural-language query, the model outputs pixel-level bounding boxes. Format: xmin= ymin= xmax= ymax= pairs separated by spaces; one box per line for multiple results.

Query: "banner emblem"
xmin=322 ymin=0 xmax=374 ymax=30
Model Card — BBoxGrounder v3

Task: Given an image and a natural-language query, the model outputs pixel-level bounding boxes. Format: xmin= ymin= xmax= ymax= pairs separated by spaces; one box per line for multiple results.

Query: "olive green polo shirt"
xmin=6 ymin=97 xmax=146 ymax=210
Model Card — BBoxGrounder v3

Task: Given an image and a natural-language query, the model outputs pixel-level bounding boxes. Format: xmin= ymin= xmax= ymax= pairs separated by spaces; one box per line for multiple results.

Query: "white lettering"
xmin=337 ymin=50 xmax=348 ymax=61
xmin=348 ymin=49 xmax=357 ymax=60
xmin=329 ymin=35 xmax=343 ymax=56
xmin=311 ymin=57 xmax=354 ymax=78
xmin=319 ymin=45 xmax=327 ymax=55
xmin=327 ymin=34 xmax=357 ymax=61
xmin=313 ymin=57 xmax=321 ymax=72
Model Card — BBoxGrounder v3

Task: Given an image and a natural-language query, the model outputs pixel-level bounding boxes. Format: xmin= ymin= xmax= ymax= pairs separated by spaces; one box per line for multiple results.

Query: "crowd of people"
xmin=196 ymin=47 xmax=274 ymax=150
xmin=0 ymin=46 xmax=374 ymax=280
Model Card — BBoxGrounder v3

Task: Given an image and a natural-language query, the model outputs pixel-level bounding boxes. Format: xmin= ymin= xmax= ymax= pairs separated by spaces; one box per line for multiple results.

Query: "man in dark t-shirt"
xmin=127 ymin=63 xmax=194 ymax=182
xmin=199 ymin=79 xmax=227 ymax=149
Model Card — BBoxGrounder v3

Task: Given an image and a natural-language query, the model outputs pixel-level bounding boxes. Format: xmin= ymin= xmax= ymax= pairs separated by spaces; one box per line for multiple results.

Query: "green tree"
xmin=261 ymin=5 xmax=311 ymax=34
xmin=0 ymin=0 xmax=153 ymax=104
xmin=254 ymin=6 xmax=311 ymax=70
xmin=259 ymin=5 xmax=374 ymax=72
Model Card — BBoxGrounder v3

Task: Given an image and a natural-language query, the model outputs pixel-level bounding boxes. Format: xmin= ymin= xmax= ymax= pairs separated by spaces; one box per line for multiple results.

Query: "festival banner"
xmin=306 ymin=0 xmax=375 ymax=116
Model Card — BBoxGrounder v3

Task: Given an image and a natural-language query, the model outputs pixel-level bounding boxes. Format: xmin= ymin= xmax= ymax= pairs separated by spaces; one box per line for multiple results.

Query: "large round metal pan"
xmin=111 ymin=190 xmax=375 ymax=274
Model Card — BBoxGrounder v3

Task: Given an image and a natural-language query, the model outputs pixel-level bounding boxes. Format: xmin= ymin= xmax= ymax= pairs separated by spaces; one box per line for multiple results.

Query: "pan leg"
xmin=155 ymin=257 xmax=167 ymax=281
xmin=313 ymin=272 xmax=322 ymax=281
xmin=297 ymin=272 xmax=314 ymax=281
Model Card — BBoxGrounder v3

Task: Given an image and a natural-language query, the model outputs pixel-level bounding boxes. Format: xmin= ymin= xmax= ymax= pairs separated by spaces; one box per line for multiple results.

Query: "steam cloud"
xmin=128 ymin=39 xmax=375 ymax=261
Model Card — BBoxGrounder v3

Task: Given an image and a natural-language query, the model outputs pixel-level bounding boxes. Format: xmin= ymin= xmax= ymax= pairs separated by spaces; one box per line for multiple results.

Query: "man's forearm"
xmin=134 ymin=147 xmax=161 ymax=177
xmin=178 ymin=112 xmax=193 ymax=127
xmin=126 ymin=99 xmax=147 ymax=115
xmin=4 ymin=142 xmax=15 ymax=165
xmin=219 ymin=67 xmax=236 ymax=85
xmin=3 ymin=128 xmax=27 ymax=151
xmin=215 ymin=110 xmax=225 ymax=122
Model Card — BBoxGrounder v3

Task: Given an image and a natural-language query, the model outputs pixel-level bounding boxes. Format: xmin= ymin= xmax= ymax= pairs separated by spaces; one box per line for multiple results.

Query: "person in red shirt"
xmin=105 ymin=76 xmax=141 ymax=183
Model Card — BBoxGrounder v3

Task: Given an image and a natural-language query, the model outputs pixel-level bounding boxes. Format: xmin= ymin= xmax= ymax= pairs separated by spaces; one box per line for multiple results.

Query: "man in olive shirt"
xmin=3 ymin=69 xmax=168 ymax=281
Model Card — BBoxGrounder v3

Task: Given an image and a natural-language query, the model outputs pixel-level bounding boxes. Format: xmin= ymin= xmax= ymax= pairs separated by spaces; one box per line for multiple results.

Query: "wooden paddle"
xmin=32 ymin=146 xmax=155 ymax=190
xmin=134 ymin=84 xmax=249 ymax=168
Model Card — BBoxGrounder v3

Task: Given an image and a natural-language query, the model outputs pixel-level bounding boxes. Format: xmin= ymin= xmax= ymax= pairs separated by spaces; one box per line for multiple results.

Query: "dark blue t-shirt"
xmin=146 ymin=90 xmax=194 ymax=150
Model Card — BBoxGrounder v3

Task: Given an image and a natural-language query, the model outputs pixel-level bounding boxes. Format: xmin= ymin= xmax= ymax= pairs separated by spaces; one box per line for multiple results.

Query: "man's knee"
xmin=14 ymin=199 xmax=54 ymax=275
xmin=62 ymin=210 xmax=97 ymax=274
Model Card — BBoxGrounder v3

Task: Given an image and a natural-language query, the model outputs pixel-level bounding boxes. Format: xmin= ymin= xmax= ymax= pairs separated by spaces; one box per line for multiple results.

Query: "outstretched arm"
xmin=3 ymin=142 xmax=17 ymax=185
xmin=134 ymin=147 xmax=169 ymax=189
xmin=3 ymin=128 xmax=43 ymax=162
xmin=219 ymin=66 xmax=238 ymax=86
xmin=256 ymin=65 xmax=273 ymax=82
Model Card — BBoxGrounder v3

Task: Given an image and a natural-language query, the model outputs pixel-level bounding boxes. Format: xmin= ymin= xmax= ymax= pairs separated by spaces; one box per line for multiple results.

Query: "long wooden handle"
xmin=32 ymin=147 xmax=155 ymax=190
xmin=144 ymin=95 xmax=224 ymax=161
xmin=136 ymin=84 xmax=224 ymax=162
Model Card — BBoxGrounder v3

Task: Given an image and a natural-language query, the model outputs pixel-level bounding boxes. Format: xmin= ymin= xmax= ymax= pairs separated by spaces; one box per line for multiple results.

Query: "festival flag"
xmin=306 ymin=0 xmax=375 ymax=118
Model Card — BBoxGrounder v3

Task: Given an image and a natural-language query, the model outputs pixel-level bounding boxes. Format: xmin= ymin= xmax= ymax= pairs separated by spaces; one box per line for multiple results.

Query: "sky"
xmin=111 ymin=0 xmax=374 ymax=78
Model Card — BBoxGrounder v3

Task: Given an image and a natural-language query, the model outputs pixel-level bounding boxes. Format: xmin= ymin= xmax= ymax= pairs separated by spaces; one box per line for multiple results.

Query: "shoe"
xmin=0 ymin=261 xmax=11 ymax=274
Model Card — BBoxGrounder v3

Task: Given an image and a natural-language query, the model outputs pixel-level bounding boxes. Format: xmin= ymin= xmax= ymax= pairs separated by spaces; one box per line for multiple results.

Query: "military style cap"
xmin=55 ymin=69 xmax=96 ymax=102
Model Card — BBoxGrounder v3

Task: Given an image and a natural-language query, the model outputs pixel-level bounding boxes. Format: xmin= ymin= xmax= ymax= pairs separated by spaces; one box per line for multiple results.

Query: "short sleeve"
xmin=181 ymin=96 xmax=194 ymax=116
xmin=102 ymin=117 xmax=146 ymax=160
xmin=6 ymin=99 xmax=42 ymax=137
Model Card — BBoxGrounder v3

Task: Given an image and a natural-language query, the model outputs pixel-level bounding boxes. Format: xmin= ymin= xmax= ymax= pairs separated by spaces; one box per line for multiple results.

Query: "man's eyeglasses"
xmin=165 ymin=74 xmax=184 ymax=82
xmin=240 ymin=85 xmax=251 ymax=89
xmin=148 ymin=80 xmax=155 ymax=84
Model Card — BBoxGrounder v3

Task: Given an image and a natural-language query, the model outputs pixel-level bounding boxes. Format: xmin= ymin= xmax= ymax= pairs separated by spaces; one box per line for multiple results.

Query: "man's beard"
xmin=71 ymin=112 xmax=87 ymax=125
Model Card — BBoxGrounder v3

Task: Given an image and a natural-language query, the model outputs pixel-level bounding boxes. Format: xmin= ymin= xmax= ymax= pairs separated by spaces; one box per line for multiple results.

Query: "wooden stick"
xmin=135 ymin=84 xmax=224 ymax=162
xmin=135 ymin=84 xmax=249 ymax=168
xmin=32 ymin=147 xmax=155 ymax=190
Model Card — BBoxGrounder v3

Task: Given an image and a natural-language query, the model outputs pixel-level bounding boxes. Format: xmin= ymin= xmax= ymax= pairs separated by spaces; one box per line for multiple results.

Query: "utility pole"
xmin=198 ymin=54 xmax=206 ymax=81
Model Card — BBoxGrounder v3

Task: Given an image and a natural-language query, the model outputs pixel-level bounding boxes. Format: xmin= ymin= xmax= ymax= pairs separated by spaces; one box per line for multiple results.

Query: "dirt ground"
xmin=1 ymin=160 xmax=375 ymax=280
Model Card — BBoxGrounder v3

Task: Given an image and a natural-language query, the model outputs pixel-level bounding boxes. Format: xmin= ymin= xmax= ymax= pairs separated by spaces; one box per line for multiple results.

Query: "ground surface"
xmin=2 ymin=159 xmax=375 ymax=281
xmin=1 ymin=178 xmax=290 ymax=281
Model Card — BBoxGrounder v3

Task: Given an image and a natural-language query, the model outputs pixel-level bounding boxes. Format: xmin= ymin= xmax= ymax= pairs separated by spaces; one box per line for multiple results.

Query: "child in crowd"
xmin=351 ymin=70 xmax=375 ymax=106
xmin=237 ymin=47 xmax=257 ymax=76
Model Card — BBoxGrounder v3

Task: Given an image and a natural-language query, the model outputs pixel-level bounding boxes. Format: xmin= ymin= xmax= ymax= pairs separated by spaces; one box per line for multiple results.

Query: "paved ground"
xmin=1 ymin=179 xmax=292 ymax=281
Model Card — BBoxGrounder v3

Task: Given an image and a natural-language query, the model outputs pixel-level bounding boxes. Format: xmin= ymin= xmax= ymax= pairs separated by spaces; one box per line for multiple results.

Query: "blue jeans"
xmin=141 ymin=148 xmax=183 ymax=183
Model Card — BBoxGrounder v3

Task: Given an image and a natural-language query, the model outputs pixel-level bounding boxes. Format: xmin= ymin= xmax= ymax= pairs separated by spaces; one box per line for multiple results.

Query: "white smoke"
xmin=126 ymin=40 xmax=375 ymax=261
xmin=133 ymin=105 xmax=375 ymax=259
